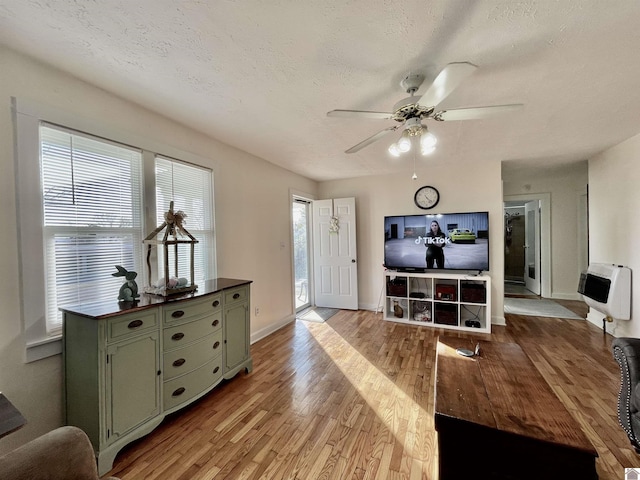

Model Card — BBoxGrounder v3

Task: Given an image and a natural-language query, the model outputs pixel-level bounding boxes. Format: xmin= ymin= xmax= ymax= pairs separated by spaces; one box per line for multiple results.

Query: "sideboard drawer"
xmin=163 ymin=294 xmax=222 ymax=324
xmin=163 ymin=356 xmax=224 ymax=411
xmin=163 ymin=330 xmax=223 ymax=380
xmin=107 ymin=311 xmax=158 ymax=343
xmin=223 ymin=286 xmax=248 ymax=305
xmin=163 ymin=314 xmax=222 ymax=350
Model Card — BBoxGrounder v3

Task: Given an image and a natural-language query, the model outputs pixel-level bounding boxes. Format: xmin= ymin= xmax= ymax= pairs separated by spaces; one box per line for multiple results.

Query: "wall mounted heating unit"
xmin=578 ymin=263 xmax=631 ymax=320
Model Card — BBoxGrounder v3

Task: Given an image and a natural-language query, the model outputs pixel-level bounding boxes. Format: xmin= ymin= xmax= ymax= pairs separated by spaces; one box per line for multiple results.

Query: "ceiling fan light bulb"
xmin=420 ymin=131 xmax=437 ymax=149
xmin=397 ymin=133 xmax=411 ymax=152
xmin=421 ymin=145 xmax=436 ymax=156
xmin=388 ymin=143 xmax=401 ymax=157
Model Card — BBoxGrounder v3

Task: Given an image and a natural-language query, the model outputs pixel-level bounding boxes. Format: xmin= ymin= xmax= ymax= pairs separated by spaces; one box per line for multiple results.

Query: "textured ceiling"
xmin=2 ymin=1 xmax=640 ymax=181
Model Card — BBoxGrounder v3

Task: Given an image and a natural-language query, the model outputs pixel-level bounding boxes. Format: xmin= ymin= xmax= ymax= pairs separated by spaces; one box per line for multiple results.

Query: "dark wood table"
xmin=0 ymin=393 xmax=27 ymax=439
xmin=434 ymin=336 xmax=598 ymax=480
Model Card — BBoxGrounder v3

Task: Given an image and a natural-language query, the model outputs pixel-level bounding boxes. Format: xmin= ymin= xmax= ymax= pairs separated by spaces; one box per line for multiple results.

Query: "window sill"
xmin=26 ymin=335 xmax=62 ymax=363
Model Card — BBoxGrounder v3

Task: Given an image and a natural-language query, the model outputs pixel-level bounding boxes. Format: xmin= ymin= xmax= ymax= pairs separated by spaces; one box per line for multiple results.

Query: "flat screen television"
xmin=384 ymin=211 xmax=489 ymax=272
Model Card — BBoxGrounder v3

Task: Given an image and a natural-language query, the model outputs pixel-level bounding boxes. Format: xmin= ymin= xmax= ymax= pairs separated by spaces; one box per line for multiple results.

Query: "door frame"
xmin=504 ymin=193 xmax=551 ymax=298
xmin=290 ymin=190 xmax=315 ymax=313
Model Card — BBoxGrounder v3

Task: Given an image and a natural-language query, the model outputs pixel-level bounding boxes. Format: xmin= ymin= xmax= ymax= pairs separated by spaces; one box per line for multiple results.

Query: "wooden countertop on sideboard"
xmin=59 ymin=277 xmax=252 ymax=319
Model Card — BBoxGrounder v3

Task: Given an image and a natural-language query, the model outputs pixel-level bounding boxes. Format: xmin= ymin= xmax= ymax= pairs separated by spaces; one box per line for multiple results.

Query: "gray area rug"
xmin=504 ymin=298 xmax=583 ymax=320
xmin=297 ymin=307 xmax=339 ymax=323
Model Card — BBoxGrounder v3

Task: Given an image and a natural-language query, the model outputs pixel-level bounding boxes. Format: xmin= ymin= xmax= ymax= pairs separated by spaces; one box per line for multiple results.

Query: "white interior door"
xmin=524 ymin=200 xmax=541 ymax=295
xmin=312 ymin=197 xmax=358 ymax=309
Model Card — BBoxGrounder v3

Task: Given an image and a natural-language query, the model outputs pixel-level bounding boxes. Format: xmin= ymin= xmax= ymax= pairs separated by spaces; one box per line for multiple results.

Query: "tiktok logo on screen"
xmin=415 ymin=236 xmax=451 ymax=245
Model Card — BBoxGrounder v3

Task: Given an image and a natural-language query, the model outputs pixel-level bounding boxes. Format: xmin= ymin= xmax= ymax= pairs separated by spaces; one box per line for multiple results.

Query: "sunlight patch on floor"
xmin=301 ymin=321 xmax=433 ymax=463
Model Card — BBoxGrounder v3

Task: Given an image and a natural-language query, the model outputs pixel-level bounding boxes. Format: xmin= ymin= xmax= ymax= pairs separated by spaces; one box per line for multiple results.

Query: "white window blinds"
xmin=154 ymin=156 xmax=214 ymax=286
xmin=40 ymin=124 xmax=143 ymax=333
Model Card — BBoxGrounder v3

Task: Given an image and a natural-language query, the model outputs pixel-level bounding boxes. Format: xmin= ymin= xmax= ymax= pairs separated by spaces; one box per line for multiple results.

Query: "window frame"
xmin=152 ymin=155 xmax=215 ymax=289
xmin=40 ymin=123 xmax=146 ymax=335
xmin=14 ymin=97 xmax=217 ymax=362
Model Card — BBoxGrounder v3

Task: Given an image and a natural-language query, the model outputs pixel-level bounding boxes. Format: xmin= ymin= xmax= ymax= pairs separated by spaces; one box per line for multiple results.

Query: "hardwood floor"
xmin=106 ymin=307 xmax=635 ymax=479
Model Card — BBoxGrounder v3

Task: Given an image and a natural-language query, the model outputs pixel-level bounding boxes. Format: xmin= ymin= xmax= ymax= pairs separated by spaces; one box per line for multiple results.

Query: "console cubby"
xmin=385 ymin=297 xmax=409 ymax=320
xmin=383 ymin=271 xmax=491 ymax=333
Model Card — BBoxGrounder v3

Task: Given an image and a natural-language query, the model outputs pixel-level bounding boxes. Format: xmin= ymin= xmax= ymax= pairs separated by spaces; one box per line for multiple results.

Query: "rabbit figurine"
xmin=112 ymin=265 xmax=140 ymax=302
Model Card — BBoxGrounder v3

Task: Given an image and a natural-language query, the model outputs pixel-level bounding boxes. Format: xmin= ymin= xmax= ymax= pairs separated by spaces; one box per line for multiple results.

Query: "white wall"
xmin=319 ymin=159 xmax=505 ymax=325
xmin=588 ymin=133 xmax=640 ymax=336
xmin=0 ymin=47 xmax=317 ymax=453
xmin=3 ymin=43 xmax=581 ymax=455
xmin=503 ymin=162 xmax=588 ymax=299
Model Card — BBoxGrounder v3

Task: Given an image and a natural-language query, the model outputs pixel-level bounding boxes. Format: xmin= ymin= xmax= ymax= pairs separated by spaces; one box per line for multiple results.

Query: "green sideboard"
xmin=61 ymin=278 xmax=252 ymax=476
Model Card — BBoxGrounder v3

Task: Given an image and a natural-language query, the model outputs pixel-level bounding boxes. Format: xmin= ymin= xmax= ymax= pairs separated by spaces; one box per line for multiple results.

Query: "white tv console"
xmin=383 ymin=271 xmax=491 ymax=333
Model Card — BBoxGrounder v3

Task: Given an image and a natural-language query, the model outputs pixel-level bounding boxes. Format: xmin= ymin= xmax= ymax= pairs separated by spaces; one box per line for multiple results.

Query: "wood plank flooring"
xmin=105 ymin=304 xmax=635 ymax=479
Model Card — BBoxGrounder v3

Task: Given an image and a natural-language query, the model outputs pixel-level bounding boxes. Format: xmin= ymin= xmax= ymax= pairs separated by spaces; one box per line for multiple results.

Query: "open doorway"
xmin=292 ymin=197 xmax=312 ymax=312
xmin=504 ymin=205 xmax=526 ymax=283
xmin=504 ymin=200 xmax=540 ymax=297
xmin=504 ymin=193 xmax=551 ymax=298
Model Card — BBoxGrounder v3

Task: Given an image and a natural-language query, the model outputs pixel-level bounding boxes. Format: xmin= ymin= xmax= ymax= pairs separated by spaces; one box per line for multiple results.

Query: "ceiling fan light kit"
xmin=388 ymin=120 xmax=437 ymax=157
xmin=328 ymin=62 xmax=523 ymax=159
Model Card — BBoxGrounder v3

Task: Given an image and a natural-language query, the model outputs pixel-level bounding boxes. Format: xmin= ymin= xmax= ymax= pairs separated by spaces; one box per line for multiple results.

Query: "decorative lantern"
xmin=143 ymin=201 xmax=198 ymax=296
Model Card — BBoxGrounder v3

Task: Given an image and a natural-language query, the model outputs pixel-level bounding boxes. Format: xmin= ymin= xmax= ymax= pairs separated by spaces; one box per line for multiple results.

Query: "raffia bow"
xmin=165 ymin=203 xmax=188 ymax=237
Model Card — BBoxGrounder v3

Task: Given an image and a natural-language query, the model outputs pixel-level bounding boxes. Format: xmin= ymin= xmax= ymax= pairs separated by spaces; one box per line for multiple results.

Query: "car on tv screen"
xmin=449 ymin=228 xmax=476 ymax=243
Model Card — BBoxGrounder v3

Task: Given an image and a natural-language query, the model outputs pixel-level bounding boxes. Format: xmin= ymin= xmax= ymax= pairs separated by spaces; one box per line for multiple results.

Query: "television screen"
xmin=384 ymin=212 xmax=489 ymax=272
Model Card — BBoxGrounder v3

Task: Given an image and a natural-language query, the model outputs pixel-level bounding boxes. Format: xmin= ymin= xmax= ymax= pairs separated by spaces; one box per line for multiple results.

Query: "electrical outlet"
xmin=255 ymin=307 xmax=260 ymax=316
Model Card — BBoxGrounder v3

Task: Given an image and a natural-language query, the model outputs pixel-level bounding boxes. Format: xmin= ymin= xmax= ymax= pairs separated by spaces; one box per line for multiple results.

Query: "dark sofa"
xmin=612 ymin=337 xmax=640 ymax=452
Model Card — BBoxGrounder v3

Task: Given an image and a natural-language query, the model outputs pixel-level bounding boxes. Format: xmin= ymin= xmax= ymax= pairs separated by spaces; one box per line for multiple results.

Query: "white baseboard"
xmin=492 ymin=315 xmax=506 ymax=326
xmin=250 ymin=314 xmax=295 ymax=344
xmin=359 ymin=303 xmax=381 ymax=312
xmin=250 ymin=306 xmax=387 ymax=345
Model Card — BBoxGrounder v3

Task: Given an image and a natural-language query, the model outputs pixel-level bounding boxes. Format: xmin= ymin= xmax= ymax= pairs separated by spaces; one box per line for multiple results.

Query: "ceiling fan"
xmin=327 ymin=62 xmax=523 ymax=155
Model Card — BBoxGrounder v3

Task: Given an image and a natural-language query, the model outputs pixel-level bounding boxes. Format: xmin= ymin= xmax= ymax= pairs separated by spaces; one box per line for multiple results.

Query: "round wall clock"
xmin=414 ymin=185 xmax=440 ymax=210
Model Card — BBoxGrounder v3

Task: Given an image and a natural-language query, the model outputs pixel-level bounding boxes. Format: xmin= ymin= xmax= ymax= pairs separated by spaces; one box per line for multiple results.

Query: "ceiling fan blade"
xmin=327 ymin=109 xmax=394 ymax=120
xmin=345 ymin=125 xmax=400 ymax=154
xmin=436 ymin=104 xmax=524 ymax=121
xmin=417 ymin=62 xmax=478 ymax=108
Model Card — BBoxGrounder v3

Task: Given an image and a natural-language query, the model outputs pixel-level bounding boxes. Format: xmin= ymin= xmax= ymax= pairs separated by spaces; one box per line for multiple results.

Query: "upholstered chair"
xmin=0 ymin=426 xmax=120 ymax=480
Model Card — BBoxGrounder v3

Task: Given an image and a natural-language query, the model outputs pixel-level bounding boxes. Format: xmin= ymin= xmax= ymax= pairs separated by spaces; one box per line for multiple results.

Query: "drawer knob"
xmin=212 ymin=300 xmax=220 ymax=307
xmin=128 ymin=319 xmax=143 ymax=329
xmin=171 ymin=332 xmax=185 ymax=341
xmin=213 ymin=366 xmax=220 ymax=374
xmin=172 ymin=387 xmax=186 ymax=397
xmin=213 ymin=341 xmax=220 ymax=349
xmin=212 ymin=319 xmax=219 ymax=327
xmin=173 ymin=358 xmax=186 ymax=367
xmin=233 ymin=293 xmax=240 ymax=300
xmin=172 ymin=310 xmax=185 ymax=318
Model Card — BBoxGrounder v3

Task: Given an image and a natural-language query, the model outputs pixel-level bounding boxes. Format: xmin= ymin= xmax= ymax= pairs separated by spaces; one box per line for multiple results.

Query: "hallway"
xmin=504 ymin=282 xmax=537 ymax=298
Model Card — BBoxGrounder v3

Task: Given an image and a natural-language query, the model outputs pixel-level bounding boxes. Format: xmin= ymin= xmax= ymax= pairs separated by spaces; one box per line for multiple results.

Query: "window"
xmin=38 ymin=126 xmax=215 ymax=335
xmin=14 ymin=97 xmax=216 ymax=360
xmin=154 ymin=156 xmax=214 ymax=287
xmin=40 ymin=125 xmax=144 ymax=334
